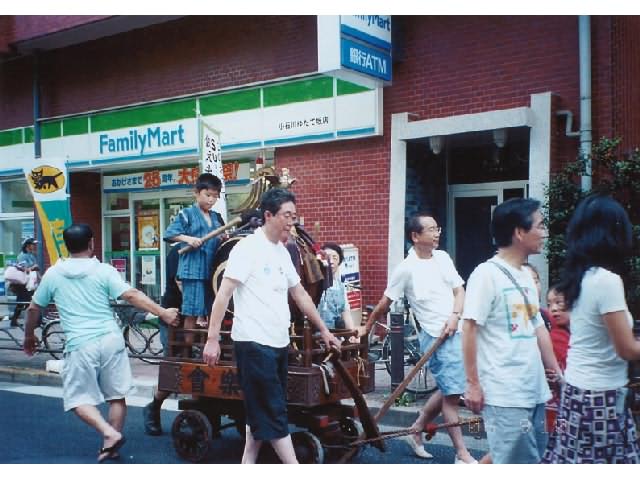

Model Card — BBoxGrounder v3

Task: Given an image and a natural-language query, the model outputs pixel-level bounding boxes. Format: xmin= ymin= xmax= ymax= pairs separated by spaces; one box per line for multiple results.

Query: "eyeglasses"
xmin=424 ymin=226 xmax=442 ymax=234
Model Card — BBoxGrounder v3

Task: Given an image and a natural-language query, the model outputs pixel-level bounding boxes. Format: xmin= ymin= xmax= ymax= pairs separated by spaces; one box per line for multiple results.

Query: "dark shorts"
xmin=234 ymin=341 xmax=289 ymax=441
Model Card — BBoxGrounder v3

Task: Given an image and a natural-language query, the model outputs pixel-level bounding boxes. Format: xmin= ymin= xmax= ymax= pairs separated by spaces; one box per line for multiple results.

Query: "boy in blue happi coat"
xmin=164 ymin=173 xmax=223 ymax=351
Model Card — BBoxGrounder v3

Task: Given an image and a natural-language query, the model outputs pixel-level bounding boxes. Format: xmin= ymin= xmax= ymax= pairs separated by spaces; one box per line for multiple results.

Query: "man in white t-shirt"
xmin=203 ymin=188 xmax=340 ymax=464
xmin=462 ymin=198 xmax=562 ymax=464
xmin=357 ymin=212 xmax=476 ymax=464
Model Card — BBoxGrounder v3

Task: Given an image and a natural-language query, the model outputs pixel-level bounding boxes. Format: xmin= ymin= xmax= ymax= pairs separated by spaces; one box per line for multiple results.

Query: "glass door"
xmin=163 ymin=196 xmax=195 ymax=236
xmin=447 ymin=181 xmax=527 ymax=280
xmin=104 ymin=216 xmax=131 ymax=283
xmin=132 ymin=197 xmax=161 ymax=301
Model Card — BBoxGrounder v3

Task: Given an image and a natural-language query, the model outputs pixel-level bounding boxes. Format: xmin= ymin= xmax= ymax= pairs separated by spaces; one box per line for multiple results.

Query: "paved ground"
xmin=0 ymin=313 xmax=489 ymax=462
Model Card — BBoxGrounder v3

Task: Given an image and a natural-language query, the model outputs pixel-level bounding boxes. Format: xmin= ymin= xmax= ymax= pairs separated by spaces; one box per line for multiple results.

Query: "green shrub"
xmin=544 ymin=137 xmax=640 ymax=318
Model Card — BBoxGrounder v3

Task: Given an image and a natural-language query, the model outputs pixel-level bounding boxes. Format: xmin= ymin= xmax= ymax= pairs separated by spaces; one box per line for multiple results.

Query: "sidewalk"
xmin=0 ymin=316 xmax=484 ymax=440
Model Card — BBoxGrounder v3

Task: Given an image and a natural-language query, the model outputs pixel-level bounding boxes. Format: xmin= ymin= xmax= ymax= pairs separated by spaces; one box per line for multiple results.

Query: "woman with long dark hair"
xmin=542 ymin=194 xmax=640 ymax=463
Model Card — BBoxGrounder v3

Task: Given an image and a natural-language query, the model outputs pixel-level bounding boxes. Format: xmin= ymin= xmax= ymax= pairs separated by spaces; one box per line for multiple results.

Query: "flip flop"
xmin=98 ymin=435 xmax=126 ymax=463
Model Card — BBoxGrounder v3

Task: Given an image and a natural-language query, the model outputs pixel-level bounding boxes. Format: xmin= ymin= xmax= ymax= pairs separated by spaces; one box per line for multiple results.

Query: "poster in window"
xmin=141 ymin=256 xmax=156 ymax=285
xmin=110 ymin=258 xmax=127 ymax=281
xmin=137 ymin=215 xmax=159 ymax=250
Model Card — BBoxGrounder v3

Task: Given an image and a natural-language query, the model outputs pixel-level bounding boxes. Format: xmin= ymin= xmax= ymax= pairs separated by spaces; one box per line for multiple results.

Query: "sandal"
xmin=98 ymin=435 xmax=126 ymax=463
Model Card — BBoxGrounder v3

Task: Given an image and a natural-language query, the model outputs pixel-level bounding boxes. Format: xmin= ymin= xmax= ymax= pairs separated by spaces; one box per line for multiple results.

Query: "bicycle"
xmin=367 ymin=307 xmax=438 ymax=397
xmin=111 ymin=302 xmax=163 ymax=356
xmin=0 ymin=302 xmax=66 ymax=359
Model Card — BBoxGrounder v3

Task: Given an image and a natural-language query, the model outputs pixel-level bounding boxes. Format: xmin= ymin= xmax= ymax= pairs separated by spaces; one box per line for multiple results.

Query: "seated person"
xmin=317 ymin=243 xmax=355 ymax=333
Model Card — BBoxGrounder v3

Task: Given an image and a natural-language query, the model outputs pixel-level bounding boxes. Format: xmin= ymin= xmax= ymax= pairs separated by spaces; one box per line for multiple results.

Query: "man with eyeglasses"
xmin=202 ymin=188 xmax=341 ymax=463
xmin=357 ymin=211 xmax=476 ymax=464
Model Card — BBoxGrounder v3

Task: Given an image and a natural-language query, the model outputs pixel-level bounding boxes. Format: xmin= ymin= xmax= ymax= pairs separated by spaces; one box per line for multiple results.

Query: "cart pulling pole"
xmin=348 ymin=416 xmax=483 ymax=447
xmin=336 ymin=333 xmax=448 ymax=463
xmin=329 ymin=348 xmax=385 ymax=452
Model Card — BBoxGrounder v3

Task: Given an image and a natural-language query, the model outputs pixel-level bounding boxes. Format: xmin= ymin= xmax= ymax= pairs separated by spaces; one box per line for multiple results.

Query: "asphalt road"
xmin=0 ymin=384 xmax=486 ymax=464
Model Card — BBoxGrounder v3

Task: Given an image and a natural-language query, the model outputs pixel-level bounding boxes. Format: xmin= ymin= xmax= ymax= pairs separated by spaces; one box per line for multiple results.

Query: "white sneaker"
xmin=455 ymin=455 xmax=478 ymax=464
xmin=405 ymin=435 xmax=433 ymax=459
xmin=1 ymin=316 xmax=8 ymax=322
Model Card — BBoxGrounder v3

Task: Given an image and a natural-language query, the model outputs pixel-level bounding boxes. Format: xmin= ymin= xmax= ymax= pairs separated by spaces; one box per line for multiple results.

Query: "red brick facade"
xmin=2 ymin=15 xmax=639 ymax=305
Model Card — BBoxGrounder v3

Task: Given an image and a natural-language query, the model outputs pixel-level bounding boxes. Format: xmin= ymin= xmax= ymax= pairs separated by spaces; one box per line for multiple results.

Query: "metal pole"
xmin=32 ymin=51 xmax=44 ymax=269
xmin=578 ymin=15 xmax=592 ymax=192
xmin=389 ymin=311 xmax=404 ymax=390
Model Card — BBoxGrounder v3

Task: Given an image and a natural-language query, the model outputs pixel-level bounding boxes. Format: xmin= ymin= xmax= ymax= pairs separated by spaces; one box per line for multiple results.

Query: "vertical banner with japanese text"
xmin=23 ymin=157 xmax=73 ymax=262
xmin=200 ymin=119 xmax=227 ymax=222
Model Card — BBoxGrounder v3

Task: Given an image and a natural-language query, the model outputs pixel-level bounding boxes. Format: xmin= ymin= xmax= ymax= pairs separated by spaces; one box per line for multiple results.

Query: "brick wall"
xmin=612 ymin=16 xmax=640 ymax=152
xmin=281 ymin=16 xmax=595 ymax=305
xmin=0 ymin=55 xmax=33 ymax=129
xmin=1 ymin=16 xmax=318 ymax=130
xmin=69 ymin=172 xmax=102 ymax=261
xmin=2 ymin=15 xmax=635 ymax=305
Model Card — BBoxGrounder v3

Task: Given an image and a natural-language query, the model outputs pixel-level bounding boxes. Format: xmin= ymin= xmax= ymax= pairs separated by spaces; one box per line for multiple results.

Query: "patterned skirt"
xmin=541 ymin=382 xmax=640 ymax=463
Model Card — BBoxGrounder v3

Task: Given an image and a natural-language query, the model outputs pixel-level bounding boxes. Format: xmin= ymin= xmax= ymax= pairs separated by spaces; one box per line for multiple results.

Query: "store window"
xmin=134 ymin=198 xmax=161 ymax=301
xmin=0 ymin=179 xmax=35 ymax=264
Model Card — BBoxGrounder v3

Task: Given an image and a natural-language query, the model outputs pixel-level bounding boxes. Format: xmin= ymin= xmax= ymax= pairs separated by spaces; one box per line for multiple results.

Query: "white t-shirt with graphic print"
xmin=463 ymin=255 xmax=551 ymax=408
xmin=224 ymin=228 xmax=301 ymax=348
xmin=385 ymin=249 xmax=464 ymax=337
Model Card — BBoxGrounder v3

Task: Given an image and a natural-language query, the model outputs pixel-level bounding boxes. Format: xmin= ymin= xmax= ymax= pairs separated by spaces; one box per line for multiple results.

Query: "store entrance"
xmin=130 ymin=192 xmax=193 ymax=300
xmin=447 ymin=181 xmax=527 ymax=280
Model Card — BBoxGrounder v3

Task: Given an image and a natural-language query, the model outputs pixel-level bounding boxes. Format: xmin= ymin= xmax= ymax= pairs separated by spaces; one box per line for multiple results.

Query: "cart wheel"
xmin=336 ymin=417 xmax=364 ymax=458
xmin=171 ymin=410 xmax=213 ymax=462
xmin=291 ymin=431 xmax=325 ymax=464
xmin=340 ymin=417 xmax=364 ymax=440
xmin=42 ymin=320 xmax=66 ymax=360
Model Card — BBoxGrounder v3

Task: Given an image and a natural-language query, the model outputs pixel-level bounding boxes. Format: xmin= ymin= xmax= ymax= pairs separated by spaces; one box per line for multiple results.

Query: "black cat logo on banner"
xmin=28 ymin=165 xmax=66 ymax=194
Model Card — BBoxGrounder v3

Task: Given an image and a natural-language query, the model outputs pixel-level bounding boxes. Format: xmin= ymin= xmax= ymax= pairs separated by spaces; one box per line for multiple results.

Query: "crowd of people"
xmin=13 ymin=169 xmax=640 ymax=463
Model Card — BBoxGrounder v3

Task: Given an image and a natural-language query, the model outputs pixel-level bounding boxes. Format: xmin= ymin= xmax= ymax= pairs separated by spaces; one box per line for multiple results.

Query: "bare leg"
xmin=74 ymin=404 xmax=123 ymax=461
xmin=442 ymin=395 xmax=475 ymax=463
xmin=270 ymin=435 xmax=299 ymax=464
xmin=479 ymin=453 xmax=492 ymax=464
xmin=196 ymin=315 xmax=208 ymax=328
xmin=107 ymin=398 xmax=127 ymax=432
xmin=410 ymin=391 xmax=443 ymax=444
xmin=241 ymin=425 xmax=263 ymax=464
xmin=150 ymin=388 xmax=171 ymax=406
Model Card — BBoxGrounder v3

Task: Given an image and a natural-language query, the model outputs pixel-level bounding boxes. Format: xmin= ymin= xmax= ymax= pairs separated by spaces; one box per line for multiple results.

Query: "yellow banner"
xmin=23 ymin=158 xmax=73 ymax=263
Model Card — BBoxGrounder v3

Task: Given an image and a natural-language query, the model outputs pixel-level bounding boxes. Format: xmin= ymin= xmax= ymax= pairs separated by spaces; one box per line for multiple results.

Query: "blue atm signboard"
xmin=340 ymin=37 xmax=392 ymax=82
xmin=339 ymin=15 xmax=392 ymax=83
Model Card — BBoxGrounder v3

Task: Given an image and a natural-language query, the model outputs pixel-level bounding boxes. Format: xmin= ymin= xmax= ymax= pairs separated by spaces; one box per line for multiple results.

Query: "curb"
xmin=0 ymin=366 xmax=62 ymax=388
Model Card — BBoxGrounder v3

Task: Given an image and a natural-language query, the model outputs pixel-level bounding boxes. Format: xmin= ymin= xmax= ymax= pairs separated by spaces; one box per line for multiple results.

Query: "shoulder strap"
xmin=489 ymin=260 xmax=534 ymax=320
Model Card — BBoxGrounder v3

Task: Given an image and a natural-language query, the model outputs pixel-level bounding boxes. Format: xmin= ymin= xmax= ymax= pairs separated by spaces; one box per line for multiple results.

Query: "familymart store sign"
xmin=0 ymin=75 xmax=382 ymax=176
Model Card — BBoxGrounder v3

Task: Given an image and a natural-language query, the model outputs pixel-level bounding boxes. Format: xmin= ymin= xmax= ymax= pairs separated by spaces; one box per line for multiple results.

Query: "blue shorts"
xmin=417 ymin=330 xmax=465 ymax=396
xmin=483 ymin=403 xmax=548 ymax=464
xmin=180 ymin=279 xmax=213 ymax=317
xmin=234 ymin=341 xmax=289 ymax=441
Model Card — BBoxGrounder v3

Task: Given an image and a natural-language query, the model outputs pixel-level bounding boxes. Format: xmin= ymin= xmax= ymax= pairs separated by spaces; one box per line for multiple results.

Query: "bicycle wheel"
xmin=42 ymin=320 xmax=66 ymax=360
xmin=381 ymin=336 xmax=438 ymax=396
xmin=147 ymin=329 xmax=164 ymax=356
xmin=122 ymin=324 xmax=149 ymax=355
xmin=367 ymin=325 xmax=384 ymax=363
